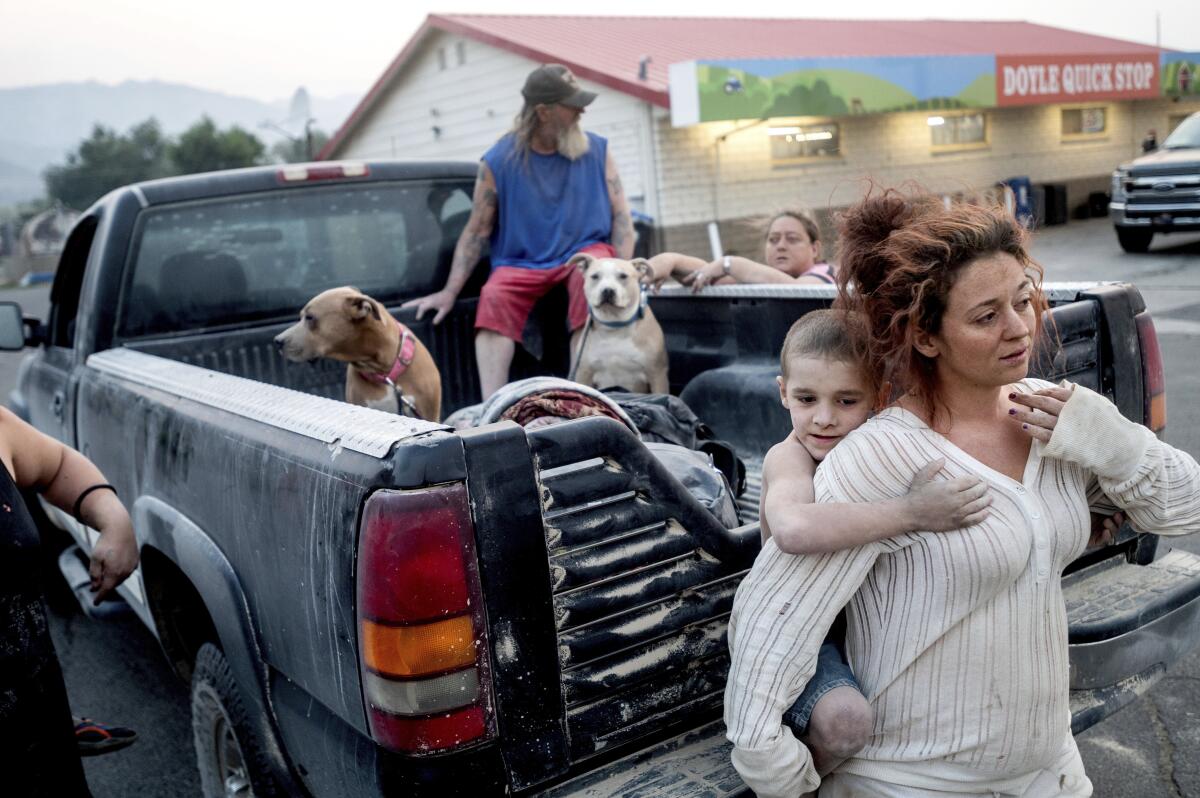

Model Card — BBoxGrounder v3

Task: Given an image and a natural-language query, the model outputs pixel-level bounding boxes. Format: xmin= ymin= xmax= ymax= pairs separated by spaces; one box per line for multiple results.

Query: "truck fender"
xmin=134 ymin=495 xmax=303 ymax=794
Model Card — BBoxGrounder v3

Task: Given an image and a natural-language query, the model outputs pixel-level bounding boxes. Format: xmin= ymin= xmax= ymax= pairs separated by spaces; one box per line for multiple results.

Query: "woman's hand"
xmin=680 ymin=259 xmax=728 ymax=293
xmin=645 ymin=254 xmax=683 ymax=292
xmin=1010 ymin=385 xmax=1073 ymax=442
xmin=89 ymin=519 xmax=138 ymax=605
xmin=903 ymin=458 xmax=992 ymax=531
xmin=1089 ymin=511 xmax=1125 ymax=547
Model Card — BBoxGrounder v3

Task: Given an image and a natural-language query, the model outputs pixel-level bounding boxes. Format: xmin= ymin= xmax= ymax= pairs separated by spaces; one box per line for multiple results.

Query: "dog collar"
xmin=360 ymin=321 xmax=416 ymax=386
xmin=590 ymin=285 xmax=648 ymax=329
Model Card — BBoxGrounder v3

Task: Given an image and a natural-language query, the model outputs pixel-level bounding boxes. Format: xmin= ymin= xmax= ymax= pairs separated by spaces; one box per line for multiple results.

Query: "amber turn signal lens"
xmin=1148 ymin=392 xmax=1167 ymax=433
xmin=361 ymin=614 xmax=477 ymax=677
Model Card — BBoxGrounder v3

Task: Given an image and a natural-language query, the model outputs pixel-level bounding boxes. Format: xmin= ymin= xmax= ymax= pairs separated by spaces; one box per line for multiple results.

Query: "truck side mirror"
xmin=0 ymin=302 xmax=29 ymax=350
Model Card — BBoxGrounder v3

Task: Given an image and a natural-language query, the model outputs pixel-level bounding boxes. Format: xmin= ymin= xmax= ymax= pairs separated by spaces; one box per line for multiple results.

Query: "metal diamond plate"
xmin=87 ymin=348 xmax=444 ymax=458
xmin=653 ymin=281 xmax=1110 ymax=303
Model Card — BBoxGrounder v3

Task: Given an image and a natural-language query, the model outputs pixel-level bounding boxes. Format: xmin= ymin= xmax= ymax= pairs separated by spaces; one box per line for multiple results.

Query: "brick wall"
xmin=652 ymin=98 xmax=1200 ymax=258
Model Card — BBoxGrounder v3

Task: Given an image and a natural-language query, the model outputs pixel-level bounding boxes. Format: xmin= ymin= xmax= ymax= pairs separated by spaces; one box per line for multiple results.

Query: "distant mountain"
xmin=0 ymin=157 xmax=41 ymax=206
xmin=0 ymin=80 xmax=360 ymax=205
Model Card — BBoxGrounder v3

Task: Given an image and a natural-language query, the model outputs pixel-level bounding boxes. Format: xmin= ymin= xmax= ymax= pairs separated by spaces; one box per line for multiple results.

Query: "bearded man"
xmin=403 ymin=64 xmax=636 ymax=401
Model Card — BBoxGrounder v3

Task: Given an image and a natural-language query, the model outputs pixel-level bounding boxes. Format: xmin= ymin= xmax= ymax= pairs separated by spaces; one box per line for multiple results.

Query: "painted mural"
xmin=1162 ymin=52 xmax=1199 ymax=97
xmin=671 ymin=50 xmax=1199 ymax=126
xmin=696 ymin=55 xmax=997 ymax=122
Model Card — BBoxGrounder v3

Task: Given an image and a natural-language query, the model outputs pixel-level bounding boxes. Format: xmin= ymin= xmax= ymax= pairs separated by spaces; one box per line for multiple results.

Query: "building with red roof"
xmin=322 ymin=14 xmax=1199 ymax=254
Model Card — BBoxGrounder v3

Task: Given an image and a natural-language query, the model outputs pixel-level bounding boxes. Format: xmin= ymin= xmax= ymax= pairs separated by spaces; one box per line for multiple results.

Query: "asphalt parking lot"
xmin=2 ymin=216 xmax=1199 ymax=796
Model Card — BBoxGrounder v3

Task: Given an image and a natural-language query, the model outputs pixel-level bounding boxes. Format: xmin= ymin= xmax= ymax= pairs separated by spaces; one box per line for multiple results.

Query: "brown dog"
xmin=274 ymin=287 xmax=442 ymax=422
xmin=570 ymin=253 xmax=669 ymax=394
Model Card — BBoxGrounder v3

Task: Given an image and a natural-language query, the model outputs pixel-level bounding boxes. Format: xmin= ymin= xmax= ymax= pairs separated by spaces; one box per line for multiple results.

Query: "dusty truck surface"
xmin=7 ymin=160 xmax=1200 ymax=797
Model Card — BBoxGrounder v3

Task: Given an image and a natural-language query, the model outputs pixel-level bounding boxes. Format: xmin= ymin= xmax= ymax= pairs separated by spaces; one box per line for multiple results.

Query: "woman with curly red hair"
xmin=725 ymin=188 xmax=1200 ymax=797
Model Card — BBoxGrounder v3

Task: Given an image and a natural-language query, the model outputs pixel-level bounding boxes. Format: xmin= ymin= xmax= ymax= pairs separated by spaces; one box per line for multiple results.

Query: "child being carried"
xmin=736 ymin=309 xmax=992 ymax=795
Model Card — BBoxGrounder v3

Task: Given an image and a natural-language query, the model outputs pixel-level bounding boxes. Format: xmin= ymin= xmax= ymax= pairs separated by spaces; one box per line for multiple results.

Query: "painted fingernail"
xmin=1008 ymin=392 xmax=1016 ymax=399
xmin=1008 ymin=408 xmax=1017 ymax=415
xmin=1022 ymin=423 xmax=1029 ymax=429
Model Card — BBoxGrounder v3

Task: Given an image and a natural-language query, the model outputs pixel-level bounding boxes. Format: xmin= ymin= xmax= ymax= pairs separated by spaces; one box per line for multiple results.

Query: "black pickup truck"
xmin=6 ymin=161 xmax=1200 ymax=797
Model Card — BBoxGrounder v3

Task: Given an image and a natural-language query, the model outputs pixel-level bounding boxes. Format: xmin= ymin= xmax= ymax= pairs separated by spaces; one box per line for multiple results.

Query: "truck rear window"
xmin=118 ymin=179 xmax=474 ymax=338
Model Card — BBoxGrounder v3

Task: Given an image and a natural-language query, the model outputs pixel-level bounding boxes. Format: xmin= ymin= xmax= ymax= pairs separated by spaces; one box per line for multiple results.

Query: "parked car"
xmin=1110 ymin=110 xmax=1200 ymax=252
xmin=5 ymin=161 xmax=1200 ymax=796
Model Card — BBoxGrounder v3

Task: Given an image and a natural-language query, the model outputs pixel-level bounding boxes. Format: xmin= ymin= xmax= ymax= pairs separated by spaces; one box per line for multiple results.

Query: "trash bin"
xmin=1000 ymin=177 xmax=1034 ymax=228
xmin=1028 ymin=184 xmax=1047 ymax=229
xmin=1040 ymin=183 xmax=1069 ymax=226
xmin=632 ymin=209 xmax=656 ymax=259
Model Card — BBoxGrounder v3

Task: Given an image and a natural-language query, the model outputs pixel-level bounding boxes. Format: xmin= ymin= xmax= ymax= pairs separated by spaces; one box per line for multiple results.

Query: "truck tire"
xmin=191 ymin=643 xmax=281 ymax=798
xmin=1116 ymin=227 xmax=1153 ymax=253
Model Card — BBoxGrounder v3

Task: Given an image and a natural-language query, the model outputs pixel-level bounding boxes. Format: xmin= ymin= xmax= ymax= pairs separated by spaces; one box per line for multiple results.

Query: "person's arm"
xmin=726 ymin=540 xmax=878 ymax=798
xmin=1017 ymin=383 xmax=1200 ymax=535
xmin=644 ymin=252 xmax=707 ymax=291
xmin=682 ymin=256 xmax=829 ymax=292
xmin=401 ymin=161 xmax=498 ymax=324
xmin=763 ymin=436 xmax=990 ymax=555
xmin=606 ymin=151 xmax=636 ymax=259
xmin=2 ymin=408 xmax=137 ymax=604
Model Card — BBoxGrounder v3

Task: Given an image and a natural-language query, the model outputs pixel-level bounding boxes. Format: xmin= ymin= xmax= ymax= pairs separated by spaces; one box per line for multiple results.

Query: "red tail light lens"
xmin=1135 ymin=312 xmax=1166 ymax=433
xmin=357 ymin=484 xmax=495 ymax=754
xmin=277 ymin=162 xmax=369 ymax=182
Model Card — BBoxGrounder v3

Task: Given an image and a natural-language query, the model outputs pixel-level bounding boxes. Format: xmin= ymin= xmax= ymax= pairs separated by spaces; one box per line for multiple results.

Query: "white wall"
xmin=333 ymin=30 xmax=657 ymax=215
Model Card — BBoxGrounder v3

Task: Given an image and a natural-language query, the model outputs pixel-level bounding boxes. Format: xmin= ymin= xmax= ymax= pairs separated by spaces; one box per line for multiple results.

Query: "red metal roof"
xmin=321 ymin=15 xmax=1162 ymax=158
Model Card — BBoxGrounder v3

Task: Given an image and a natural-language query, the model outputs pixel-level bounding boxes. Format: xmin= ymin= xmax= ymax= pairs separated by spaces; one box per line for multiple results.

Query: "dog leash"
xmin=568 ymin=319 xmax=591 ymax=383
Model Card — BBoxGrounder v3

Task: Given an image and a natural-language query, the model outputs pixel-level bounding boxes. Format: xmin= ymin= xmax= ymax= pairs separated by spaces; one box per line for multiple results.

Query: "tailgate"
xmin=459 ymin=418 xmax=757 ymax=793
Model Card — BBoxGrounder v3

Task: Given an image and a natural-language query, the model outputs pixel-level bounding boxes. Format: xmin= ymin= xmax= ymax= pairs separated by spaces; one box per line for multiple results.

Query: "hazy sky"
xmin=3 ymin=0 xmax=1196 ymax=102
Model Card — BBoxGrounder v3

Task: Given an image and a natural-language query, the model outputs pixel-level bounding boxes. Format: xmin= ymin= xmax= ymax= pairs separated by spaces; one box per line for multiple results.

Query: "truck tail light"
xmin=356 ymin=484 xmax=495 ymax=754
xmin=1135 ymin=312 xmax=1166 ymax=433
xmin=277 ymin=162 xmax=369 ymax=182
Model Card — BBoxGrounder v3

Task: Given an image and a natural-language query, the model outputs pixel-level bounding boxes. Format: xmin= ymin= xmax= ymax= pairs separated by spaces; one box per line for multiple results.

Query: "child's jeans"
xmin=782 ymin=642 xmax=863 ymax=736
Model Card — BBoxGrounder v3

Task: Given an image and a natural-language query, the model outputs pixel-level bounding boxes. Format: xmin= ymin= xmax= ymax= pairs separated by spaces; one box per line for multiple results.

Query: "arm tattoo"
xmin=447 ymin=166 xmax=497 ymax=284
xmin=611 ymin=210 xmax=635 ymax=259
xmin=607 ymin=172 xmax=623 ymax=199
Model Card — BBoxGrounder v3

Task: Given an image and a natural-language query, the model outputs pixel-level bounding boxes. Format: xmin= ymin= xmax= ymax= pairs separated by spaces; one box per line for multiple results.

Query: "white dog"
xmin=570 ymin=253 xmax=668 ymax=394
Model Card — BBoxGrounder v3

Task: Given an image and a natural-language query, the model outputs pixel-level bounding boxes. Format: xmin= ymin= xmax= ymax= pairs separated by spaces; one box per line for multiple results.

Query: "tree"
xmin=43 ymin=119 xmax=170 ymax=210
xmin=169 ymin=117 xmax=266 ymax=175
xmin=269 ymin=127 xmax=330 ymax=163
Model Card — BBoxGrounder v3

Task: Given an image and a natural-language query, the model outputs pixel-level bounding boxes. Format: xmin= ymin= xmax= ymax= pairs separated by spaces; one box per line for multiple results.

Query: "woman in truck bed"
xmin=724 ymin=188 xmax=1200 ymax=798
xmin=646 ymin=208 xmax=835 ymax=291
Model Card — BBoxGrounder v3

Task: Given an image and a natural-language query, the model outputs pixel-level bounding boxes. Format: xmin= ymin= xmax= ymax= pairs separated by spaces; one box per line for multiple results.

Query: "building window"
xmin=1062 ymin=107 xmax=1107 ymax=138
xmin=929 ymin=113 xmax=987 ymax=148
xmin=455 ymin=41 xmax=466 ymax=66
xmin=437 ymin=47 xmax=447 ymax=71
xmin=768 ymin=122 xmax=841 ymax=161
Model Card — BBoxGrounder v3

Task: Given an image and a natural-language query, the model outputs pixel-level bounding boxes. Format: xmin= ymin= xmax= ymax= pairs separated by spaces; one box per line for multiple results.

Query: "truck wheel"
xmin=191 ymin=643 xmax=281 ymax=798
xmin=1116 ymin=228 xmax=1153 ymax=253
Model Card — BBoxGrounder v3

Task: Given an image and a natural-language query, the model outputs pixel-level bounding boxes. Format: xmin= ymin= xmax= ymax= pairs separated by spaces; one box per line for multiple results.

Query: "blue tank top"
xmin=482 ymin=132 xmax=612 ymax=270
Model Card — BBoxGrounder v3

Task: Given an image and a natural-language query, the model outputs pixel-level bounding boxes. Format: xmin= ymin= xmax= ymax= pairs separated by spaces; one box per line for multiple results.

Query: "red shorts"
xmin=475 ymin=243 xmax=616 ymax=342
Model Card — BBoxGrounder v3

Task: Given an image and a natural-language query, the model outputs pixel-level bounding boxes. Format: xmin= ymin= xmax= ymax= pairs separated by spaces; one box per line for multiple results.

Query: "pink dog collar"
xmin=361 ymin=321 xmax=416 ymax=386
